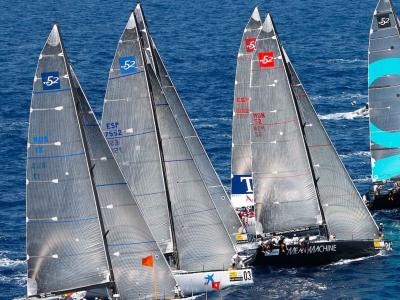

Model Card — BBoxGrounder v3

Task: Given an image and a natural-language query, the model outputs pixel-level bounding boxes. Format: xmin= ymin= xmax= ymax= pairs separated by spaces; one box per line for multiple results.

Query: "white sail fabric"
xmin=71 ymin=68 xmax=177 ymax=299
xmin=101 ymin=13 xmax=173 ymax=252
xmin=231 ymin=7 xmax=262 ymax=209
xmin=26 ymin=25 xmax=109 ymax=296
xmin=369 ymin=0 xmax=400 ymax=183
xmin=251 ymin=15 xmax=322 ymax=233
xmin=135 ymin=2 xmax=242 ymax=243
xmin=149 ymin=38 xmax=243 ymax=241
xmin=147 ymin=66 xmax=236 ymax=272
xmin=283 ymin=48 xmax=380 ymax=240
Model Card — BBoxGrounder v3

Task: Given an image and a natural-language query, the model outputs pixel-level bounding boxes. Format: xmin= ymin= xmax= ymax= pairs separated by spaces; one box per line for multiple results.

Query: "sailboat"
xmin=26 ymin=24 xmax=179 ymax=299
xmin=231 ymin=10 xmax=391 ymax=266
xmin=101 ymin=4 xmax=253 ymax=294
xmin=366 ymin=0 xmax=400 ymax=209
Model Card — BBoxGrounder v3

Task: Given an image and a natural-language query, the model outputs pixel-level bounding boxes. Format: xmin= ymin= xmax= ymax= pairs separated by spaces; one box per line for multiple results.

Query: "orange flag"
xmin=142 ymin=255 xmax=154 ymax=267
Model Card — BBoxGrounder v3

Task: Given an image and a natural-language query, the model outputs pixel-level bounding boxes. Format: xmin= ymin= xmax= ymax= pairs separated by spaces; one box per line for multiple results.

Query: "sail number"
xmin=105 ymin=122 xmax=123 ymax=153
xmin=243 ymin=270 xmax=252 ymax=281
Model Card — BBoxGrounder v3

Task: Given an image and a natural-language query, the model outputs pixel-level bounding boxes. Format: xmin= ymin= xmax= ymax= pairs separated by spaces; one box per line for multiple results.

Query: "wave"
xmin=327 ymin=58 xmax=367 ymax=65
xmin=0 ymin=257 xmax=25 ymax=268
xmin=329 ymin=253 xmax=376 ymax=266
xmin=319 ymin=106 xmax=369 ymax=120
xmin=340 ymin=151 xmax=370 ymax=159
xmin=0 ymin=272 xmax=26 ymax=287
xmin=353 ymin=176 xmax=372 ymax=183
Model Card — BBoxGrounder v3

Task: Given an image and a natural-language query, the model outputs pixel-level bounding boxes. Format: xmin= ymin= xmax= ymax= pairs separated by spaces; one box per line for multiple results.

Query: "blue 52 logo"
xmin=119 ymin=56 xmax=137 ymax=75
xmin=41 ymin=72 xmax=61 ymax=90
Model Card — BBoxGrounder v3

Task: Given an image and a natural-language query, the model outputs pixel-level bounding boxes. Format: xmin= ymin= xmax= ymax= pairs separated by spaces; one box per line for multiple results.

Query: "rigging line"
xmin=277 ymin=35 xmax=328 ymax=235
xmin=136 ymin=13 xmax=180 ymax=269
xmin=65 ymin=64 xmax=117 ymax=294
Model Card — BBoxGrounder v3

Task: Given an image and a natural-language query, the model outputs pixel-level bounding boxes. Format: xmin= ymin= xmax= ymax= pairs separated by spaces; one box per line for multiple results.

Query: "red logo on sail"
xmin=258 ymin=52 xmax=275 ymax=68
xmin=245 ymin=38 xmax=257 ymax=52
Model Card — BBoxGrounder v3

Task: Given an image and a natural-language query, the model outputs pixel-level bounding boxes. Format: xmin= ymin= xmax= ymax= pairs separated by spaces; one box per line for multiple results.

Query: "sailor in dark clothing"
xmin=278 ymin=236 xmax=287 ymax=253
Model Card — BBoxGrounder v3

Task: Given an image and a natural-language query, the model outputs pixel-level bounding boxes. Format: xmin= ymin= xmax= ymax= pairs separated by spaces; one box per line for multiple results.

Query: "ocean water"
xmin=1 ymin=0 xmax=399 ymax=299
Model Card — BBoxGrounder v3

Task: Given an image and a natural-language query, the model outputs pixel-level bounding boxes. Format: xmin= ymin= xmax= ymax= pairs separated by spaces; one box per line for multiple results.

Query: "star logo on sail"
xmin=258 ymin=52 xmax=275 ymax=68
xmin=119 ymin=56 xmax=137 ymax=75
xmin=41 ymin=72 xmax=60 ymax=90
xmin=377 ymin=14 xmax=391 ymax=28
xmin=245 ymin=38 xmax=257 ymax=52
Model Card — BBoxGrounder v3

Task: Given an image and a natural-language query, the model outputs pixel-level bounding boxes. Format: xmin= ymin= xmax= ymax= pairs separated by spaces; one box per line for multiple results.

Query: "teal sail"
xmin=369 ymin=0 xmax=400 ymax=183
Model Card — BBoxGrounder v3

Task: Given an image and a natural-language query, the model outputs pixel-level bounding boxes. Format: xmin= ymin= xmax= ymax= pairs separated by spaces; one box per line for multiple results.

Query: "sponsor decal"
xmin=204 ymin=273 xmax=214 ymax=285
xmin=119 ymin=56 xmax=137 ymax=75
xmin=286 ymin=244 xmax=337 ymax=256
xmin=235 ymin=97 xmax=250 ymax=114
xmin=377 ymin=13 xmax=391 ymax=28
xmin=245 ymin=38 xmax=257 ymax=52
xmin=229 ymin=271 xmax=244 ymax=282
xmin=374 ymin=240 xmax=385 ymax=249
xmin=231 ymin=175 xmax=254 ymax=208
xmin=41 ymin=72 xmax=60 ymax=90
xmin=235 ymin=234 xmax=248 ymax=242
xmin=258 ymin=52 xmax=275 ymax=68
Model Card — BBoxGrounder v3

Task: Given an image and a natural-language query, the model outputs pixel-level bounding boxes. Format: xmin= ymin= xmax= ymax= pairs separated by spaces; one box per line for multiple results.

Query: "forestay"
xmin=231 ymin=7 xmax=262 ymax=209
xmin=250 ymin=15 xmax=322 ymax=233
xmin=369 ymin=0 xmax=400 ymax=183
xmin=101 ymin=13 xmax=173 ymax=252
xmin=147 ymin=66 xmax=237 ymax=272
xmin=26 ymin=25 xmax=109 ymax=296
xmin=71 ymin=68 xmax=177 ymax=299
xmin=283 ymin=48 xmax=380 ymax=240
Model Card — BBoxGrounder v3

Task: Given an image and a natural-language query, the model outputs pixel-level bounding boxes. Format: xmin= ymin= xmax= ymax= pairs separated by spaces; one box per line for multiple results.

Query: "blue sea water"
xmin=1 ymin=0 xmax=399 ymax=298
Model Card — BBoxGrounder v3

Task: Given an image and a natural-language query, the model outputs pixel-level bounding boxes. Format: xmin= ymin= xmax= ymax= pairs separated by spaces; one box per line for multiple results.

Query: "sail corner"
xmin=251 ymin=6 xmax=261 ymax=22
xmin=126 ymin=12 xmax=137 ymax=30
xmin=46 ymin=23 xmax=61 ymax=47
xmin=262 ymin=13 xmax=274 ymax=33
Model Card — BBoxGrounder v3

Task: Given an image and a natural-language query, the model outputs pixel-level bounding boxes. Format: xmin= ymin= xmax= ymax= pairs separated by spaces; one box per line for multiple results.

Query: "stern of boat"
xmin=173 ymin=268 xmax=253 ymax=296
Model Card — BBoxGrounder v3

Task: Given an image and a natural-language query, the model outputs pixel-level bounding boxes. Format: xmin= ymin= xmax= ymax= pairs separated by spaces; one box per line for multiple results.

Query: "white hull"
xmin=173 ymin=268 xmax=253 ymax=296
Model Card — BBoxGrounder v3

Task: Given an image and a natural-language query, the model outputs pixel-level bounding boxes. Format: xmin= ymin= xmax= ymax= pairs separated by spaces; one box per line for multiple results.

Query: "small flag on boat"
xmin=142 ymin=255 xmax=154 ymax=267
xmin=212 ymin=281 xmax=221 ymax=290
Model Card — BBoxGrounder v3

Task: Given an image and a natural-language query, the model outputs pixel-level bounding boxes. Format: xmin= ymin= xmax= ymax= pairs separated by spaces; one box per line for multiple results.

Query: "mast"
xmin=135 ymin=14 xmax=180 ymax=268
xmin=57 ymin=26 xmax=117 ymax=292
xmin=251 ymin=14 xmax=322 ymax=233
xmin=284 ymin=50 xmax=380 ymax=239
xmin=67 ymin=67 xmax=117 ymax=293
xmin=71 ymin=67 xmax=178 ymax=298
xmin=278 ymin=43 xmax=328 ymax=237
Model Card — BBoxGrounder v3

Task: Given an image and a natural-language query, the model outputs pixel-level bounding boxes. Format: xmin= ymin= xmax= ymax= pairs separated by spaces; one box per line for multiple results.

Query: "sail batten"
xmin=369 ymin=0 xmax=400 ymax=184
xmin=27 ymin=25 xmax=110 ymax=296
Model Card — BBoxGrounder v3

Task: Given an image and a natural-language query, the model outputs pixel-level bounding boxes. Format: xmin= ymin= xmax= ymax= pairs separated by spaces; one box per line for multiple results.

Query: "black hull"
xmin=254 ymin=240 xmax=387 ymax=267
xmin=368 ymin=192 xmax=400 ymax=210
